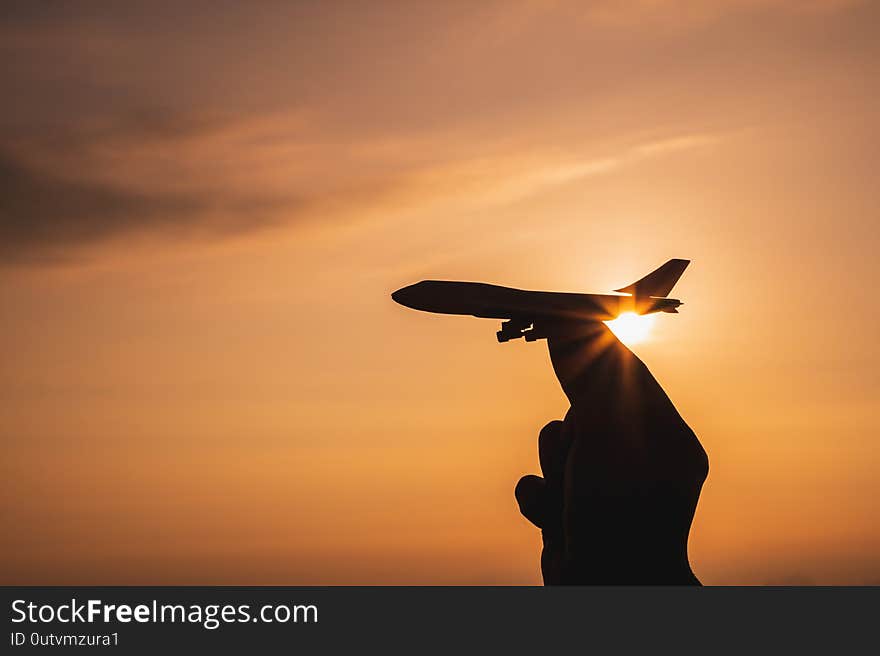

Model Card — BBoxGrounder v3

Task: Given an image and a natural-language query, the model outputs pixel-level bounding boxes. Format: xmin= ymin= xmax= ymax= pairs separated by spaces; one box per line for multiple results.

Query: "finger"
xmin=515 ymin=475 xmax=550 ymax=529
xmin=538 ymin=420 xmax=570 ymax=485
xmin=545 ymin=320 xmax=664 ymax=421
xmin=545 ymin=320 xmax=625 ymax=406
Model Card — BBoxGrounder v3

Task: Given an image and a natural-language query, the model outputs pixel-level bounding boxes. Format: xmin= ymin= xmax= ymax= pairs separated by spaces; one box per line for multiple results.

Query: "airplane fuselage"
xmin=391 ymin=259 xmax=688 ymax=343
xmin=392 ymin=280 xmax=681 ymax=322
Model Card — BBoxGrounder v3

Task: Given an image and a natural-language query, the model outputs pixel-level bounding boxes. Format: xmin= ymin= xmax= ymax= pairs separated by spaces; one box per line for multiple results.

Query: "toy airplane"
xmin=391 ymin=259 xmax=689 ymax=342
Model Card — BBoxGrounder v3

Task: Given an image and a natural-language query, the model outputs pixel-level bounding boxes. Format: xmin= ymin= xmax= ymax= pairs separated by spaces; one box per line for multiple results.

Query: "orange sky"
xmin=2 ymin=0 xmax=879 ymax=584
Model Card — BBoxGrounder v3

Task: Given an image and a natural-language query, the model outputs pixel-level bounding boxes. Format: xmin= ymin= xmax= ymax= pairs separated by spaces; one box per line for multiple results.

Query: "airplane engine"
xmin=496 ymin=319 xmax=532 ymax=342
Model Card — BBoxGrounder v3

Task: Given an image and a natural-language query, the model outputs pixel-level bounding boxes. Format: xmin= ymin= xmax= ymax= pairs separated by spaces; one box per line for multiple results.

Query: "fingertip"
xmin=515 ymin=474 xmax=544 ymax=500
xmin=538 ymin=420 xmax=564 ymax=445
xmin=538 ymin=420 xmax=570 ymax=482
xmin=543 ymin=318 xmax=611 ymax=342
xmin=515 ymin=474 xmax=547 ymax=528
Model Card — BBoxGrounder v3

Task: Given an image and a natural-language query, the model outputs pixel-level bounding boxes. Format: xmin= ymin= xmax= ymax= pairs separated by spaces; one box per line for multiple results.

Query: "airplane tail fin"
xmin=614 ymin=259 xmax=690 ymax=297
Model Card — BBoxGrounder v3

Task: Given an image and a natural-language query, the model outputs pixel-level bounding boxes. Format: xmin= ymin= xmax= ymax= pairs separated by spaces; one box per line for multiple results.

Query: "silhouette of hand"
xmin=515 ymin=320 xmax=708 ymax=584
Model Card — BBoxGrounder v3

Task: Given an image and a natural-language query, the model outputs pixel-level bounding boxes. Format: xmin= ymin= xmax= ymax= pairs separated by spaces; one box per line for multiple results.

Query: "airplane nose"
xmin=391 ymin=286 xmax=409 ymax=305
xmin=391 ymin=281 xmax=433 ymax=310
xmin=392 ymin=283 xmax=423 ymax=308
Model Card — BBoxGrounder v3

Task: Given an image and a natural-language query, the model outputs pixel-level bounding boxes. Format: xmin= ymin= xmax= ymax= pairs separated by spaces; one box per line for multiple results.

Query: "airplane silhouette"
xmin=391 ymin=259 xmax=689 ymax=342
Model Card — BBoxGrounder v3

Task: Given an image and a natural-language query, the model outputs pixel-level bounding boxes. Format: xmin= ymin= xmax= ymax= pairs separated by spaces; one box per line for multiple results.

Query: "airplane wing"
xmin=614 ymin=259 xmax=689 ymax=297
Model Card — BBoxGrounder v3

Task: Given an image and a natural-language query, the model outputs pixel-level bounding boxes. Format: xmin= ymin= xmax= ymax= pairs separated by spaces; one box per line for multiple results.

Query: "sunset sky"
xmin=2 ymin=0 xmax=879 ymax=584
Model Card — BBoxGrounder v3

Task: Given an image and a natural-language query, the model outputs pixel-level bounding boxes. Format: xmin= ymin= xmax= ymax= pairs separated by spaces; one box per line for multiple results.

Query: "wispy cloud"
xmin=0 ymin=0 xmax=869 ymax=267
xmin=0 ymin=94 xmax=722 ymax=266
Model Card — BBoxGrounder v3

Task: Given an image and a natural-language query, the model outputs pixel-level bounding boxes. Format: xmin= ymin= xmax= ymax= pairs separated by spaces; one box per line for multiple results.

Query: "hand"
xmin=515 ymin=320 xmax=708 ymax=584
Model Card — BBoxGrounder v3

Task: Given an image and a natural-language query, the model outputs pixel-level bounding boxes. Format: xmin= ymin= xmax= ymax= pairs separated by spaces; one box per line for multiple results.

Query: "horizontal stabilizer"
xmin=614 ymin=259 xmax=690 ymax=298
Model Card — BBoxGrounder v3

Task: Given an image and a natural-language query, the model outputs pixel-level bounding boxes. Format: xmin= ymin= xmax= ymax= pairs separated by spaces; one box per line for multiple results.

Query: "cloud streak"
xmin=0 ymin=0 xmax=871 ymax=266
xmin=0 ymin=96 xmax=722 ymax=266
xmin=0 ymin=144 xmax=297 ymax=265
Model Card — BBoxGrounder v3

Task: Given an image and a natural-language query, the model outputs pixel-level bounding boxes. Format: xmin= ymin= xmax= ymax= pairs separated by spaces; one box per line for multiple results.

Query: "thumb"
xmin=545 ymin=320 xmax=634 ymax=407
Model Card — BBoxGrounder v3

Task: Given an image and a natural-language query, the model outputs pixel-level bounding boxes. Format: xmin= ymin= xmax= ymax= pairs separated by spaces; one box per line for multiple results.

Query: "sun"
xmin=605 ymin=311 xmax=655 ymax=346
